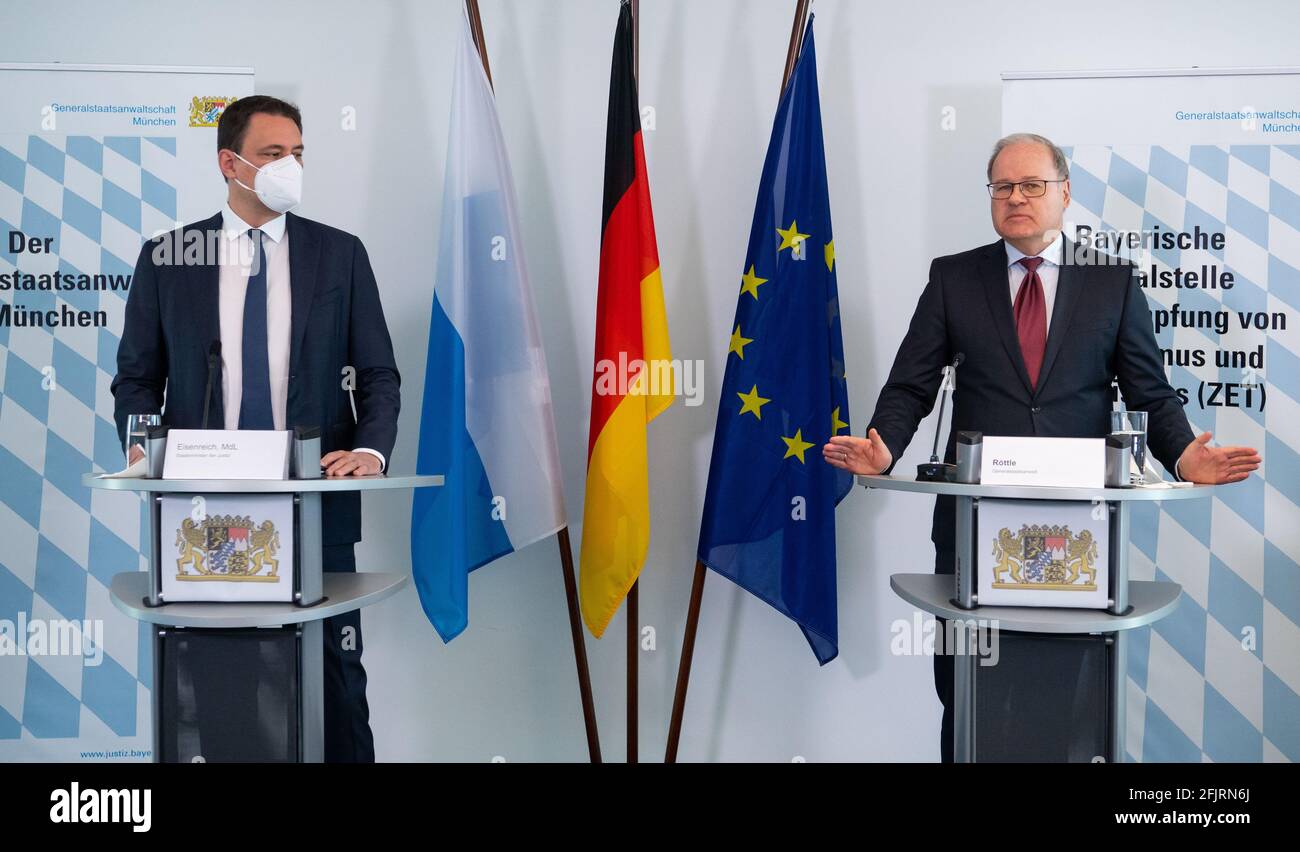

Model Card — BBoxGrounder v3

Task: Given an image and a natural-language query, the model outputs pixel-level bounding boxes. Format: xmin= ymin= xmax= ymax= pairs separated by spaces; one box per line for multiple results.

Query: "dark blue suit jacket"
xmin=866 ymin=238 xmax=1193 ymax=551
xmin=111 ymin=211 xmax=401 ymax=546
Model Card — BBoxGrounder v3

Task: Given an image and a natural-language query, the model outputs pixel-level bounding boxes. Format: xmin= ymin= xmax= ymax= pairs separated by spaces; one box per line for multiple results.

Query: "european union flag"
xmin=697 ymin=16 xmax=852 ymax=665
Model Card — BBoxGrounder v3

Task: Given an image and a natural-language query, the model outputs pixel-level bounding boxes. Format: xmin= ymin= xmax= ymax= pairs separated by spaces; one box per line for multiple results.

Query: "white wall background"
xmin=3 ymin=0 xmax=1297 ymax=761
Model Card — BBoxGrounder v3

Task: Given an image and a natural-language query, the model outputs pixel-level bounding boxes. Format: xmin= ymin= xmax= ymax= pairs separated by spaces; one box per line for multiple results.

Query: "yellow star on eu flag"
xmin=728 ymin=325 xmax=753 ymax=359
xmin=740 ymin=264 xmax=767 ymax=300
xmin=825 ymin=239 xmax=835 ymax=272
xmin=831 ymin=406 xmax=848 ymax=434
xmin=737 ymin=384 xmax=770 ymax=419
xmin=782 ymin=428 xmax=814 ymax=463
xmin=777 ymin=220 xmax=810 ymax=253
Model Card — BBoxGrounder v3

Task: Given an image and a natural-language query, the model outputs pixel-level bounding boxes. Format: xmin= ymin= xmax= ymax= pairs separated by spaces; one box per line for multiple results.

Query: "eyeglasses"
xmin=986 ymin=179 xmax=1066 ymax=199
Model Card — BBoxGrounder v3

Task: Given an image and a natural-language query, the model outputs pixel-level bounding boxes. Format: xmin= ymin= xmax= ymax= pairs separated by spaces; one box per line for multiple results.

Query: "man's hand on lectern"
xmin=321 ymin=450 xmax=382 ymax=477
xmin=823 ymin=428 xmax=893 ymax=475
xmin=1176 ymin=431 xmax=1260 ymax=484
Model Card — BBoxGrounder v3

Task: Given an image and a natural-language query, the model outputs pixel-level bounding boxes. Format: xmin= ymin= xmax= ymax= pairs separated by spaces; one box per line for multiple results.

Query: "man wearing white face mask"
xmin=112 ymin=95 xmax=401 ymax=763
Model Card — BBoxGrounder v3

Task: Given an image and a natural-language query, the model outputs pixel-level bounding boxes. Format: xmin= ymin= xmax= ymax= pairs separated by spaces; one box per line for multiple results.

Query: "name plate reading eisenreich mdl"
xmin=979 ymin=436 xmax=1105 ymax=489
xmin=162 ymin=429 xmax=291 ymax=480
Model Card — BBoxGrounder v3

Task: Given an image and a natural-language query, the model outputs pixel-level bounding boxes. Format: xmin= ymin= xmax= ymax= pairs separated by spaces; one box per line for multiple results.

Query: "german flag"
xmin=579 ymin=1 xmax=673 ymax=637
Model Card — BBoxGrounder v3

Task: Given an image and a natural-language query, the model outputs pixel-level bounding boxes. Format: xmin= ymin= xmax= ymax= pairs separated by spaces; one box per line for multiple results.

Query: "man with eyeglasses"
xmin=822 ymin=132 xmax=1260 ymax=762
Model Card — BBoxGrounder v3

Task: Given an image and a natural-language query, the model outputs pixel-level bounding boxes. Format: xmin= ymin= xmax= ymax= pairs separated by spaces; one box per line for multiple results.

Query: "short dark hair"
xmin=216 ymin=95 xmax=302 ymax=155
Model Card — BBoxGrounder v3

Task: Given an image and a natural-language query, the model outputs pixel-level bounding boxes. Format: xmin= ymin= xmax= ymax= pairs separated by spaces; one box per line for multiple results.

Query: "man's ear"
xmin=217 ymin=149 xmax=238 ymax=182
xmin=1061 ymin=178 xmax=1071 ymax=209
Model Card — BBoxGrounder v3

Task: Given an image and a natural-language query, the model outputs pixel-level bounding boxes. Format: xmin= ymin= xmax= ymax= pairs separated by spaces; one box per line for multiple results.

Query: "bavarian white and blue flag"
xmin=410 ymin=12 xmax=566 ymax=642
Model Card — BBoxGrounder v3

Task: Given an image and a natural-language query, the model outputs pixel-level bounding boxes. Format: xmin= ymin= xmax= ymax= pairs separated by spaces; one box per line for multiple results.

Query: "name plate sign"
xmin=979 ymin=436 xmax=1104 ymax=489
xmin=163 ymin=429 xmax=291 ymax=480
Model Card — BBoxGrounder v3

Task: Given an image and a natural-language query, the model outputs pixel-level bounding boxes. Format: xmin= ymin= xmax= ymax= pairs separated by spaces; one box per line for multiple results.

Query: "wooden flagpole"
xmin=558 ymin=527 xmax=603 ymax=762
xmin=465 ymin=0 xmax=493 ymax=90
xmin=663 ymin=0 xmax=812 ymax=765
xmin=780 ymin=0 xmax=812 ymax=98
xmin=626 ymin=0 xmax=641 ymax=766
xmin=463 ymin=0 xmax=602 ymax=764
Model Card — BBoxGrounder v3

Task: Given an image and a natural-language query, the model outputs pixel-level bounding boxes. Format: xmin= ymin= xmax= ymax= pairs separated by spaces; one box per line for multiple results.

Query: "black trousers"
xmin=323 ymin=543 xmax=375 ymax=763
xmin=934 ymin=549 xmax=956 ymax=764
xmin=176 ymin=544 xmax=373 ymax=762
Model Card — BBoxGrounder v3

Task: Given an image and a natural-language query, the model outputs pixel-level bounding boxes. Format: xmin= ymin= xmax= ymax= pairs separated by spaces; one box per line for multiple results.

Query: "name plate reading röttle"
xmin=979 ymin=436 xmax=1104 ymax=489
xmin=162 ymin=429 xmax=291 ymax=480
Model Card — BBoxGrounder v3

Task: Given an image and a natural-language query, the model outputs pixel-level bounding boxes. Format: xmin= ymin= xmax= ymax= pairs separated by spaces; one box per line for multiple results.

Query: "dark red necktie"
xmin=1014 ymin=256 xmax=1047 ymax=390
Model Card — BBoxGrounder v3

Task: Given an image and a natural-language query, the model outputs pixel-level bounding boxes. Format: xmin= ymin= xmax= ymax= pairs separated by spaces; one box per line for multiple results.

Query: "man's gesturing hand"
xmin=822 ymin=428 xmax=893 ymax=475
xmin=1177 ymin=431 xmax=1260 ymax=484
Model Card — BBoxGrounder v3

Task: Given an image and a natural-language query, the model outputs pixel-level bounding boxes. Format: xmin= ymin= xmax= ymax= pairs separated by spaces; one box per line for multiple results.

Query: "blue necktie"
xmin=238 ymin=228 xmax=274 ymax=430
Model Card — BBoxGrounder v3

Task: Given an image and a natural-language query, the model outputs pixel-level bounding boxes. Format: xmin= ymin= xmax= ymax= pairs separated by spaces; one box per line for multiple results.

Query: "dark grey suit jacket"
xmin=866 ymin=238 xmax=1193 ymax=550
xmin=111 ymin=211 xmax=401 ymax=546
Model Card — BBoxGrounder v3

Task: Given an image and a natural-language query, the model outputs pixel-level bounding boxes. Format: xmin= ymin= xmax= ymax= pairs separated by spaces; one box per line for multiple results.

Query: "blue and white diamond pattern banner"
xmin=1005 ymin=68 xmax=1300 ymax=763
xmin=0 ymin=64 xmax=252 ymax=761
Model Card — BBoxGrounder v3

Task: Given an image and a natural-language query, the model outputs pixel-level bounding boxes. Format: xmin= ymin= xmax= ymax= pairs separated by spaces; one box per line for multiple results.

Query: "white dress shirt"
xmin=1004 ymin=231 xmax=1063 ymax=333
xmin=218 ymin=204 xmax=384 ymax=470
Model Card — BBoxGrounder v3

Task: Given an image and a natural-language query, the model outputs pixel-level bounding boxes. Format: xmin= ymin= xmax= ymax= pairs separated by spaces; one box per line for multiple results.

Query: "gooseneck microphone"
xmin=201 ymin=340 xmax=221 ymax=430
xmin=916 ymin=352 xmax=965 ymax=482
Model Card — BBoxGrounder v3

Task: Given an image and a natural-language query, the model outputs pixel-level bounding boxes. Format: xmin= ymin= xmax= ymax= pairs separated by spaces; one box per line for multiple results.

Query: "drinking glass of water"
xmin=1110 ymin=410 xmax=1148 ymax=481
xmin=125 ymin=413 xmax=161 ymax=462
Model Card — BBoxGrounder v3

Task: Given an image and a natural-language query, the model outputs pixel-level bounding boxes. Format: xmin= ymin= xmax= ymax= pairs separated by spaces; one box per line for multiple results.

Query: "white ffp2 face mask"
xmin=232 ymin=152 xmax=302 ymax=213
